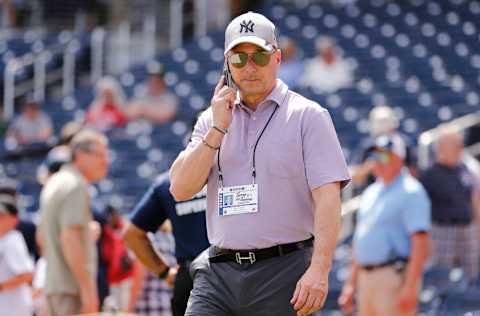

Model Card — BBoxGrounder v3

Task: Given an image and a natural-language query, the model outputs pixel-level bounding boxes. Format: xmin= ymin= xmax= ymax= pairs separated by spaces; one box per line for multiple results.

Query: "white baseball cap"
xmin=369 ymin=106 xmax=399 ymax=137
xmin=224 ymin=11 xmax=278 ymax=54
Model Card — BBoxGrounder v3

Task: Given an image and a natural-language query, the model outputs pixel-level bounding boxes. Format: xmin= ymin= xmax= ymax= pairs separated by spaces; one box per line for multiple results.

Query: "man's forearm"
xmin=0 ymin=272 xmax=33 ymax=291
xmin=403 ymin=233 xmax=430 ymax=288
xmin=170 ymin=128 xmax=224 ymax=200
xmin=311 ymin=183 xmax=342 ymax=272
xmin=123 ymin=223 xmax=168 ymax=276
xmin=61 ymin=227 xmax=94 ymax=290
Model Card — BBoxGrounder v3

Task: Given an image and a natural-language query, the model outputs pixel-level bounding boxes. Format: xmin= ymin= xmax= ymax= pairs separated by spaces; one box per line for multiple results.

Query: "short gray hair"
xmin=70 ymin=129 xmax=108 ymax=158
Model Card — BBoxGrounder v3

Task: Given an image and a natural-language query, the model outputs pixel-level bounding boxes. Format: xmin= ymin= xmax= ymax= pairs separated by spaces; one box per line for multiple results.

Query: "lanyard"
xmin=217 ymin=104 xmax=279 ymax=187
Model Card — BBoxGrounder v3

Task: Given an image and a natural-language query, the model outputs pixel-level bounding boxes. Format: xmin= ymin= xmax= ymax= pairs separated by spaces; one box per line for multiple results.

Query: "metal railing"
xmin=2 ymin=38 xmax=82 ymax=120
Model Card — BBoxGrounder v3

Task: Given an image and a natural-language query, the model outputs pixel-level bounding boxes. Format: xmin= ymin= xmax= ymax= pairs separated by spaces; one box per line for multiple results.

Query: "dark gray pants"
xmin=185 ymin=246 xmax=313 ymax=316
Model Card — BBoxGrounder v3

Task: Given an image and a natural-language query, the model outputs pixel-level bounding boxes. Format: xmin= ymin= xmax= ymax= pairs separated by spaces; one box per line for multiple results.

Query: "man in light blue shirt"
xmin=338 ymin=134 xmax=431 ymax=316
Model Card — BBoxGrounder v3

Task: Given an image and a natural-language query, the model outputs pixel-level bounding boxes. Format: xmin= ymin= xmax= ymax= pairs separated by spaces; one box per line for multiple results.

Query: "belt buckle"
xmin=235 ymin=251 xmax=256 ymax=264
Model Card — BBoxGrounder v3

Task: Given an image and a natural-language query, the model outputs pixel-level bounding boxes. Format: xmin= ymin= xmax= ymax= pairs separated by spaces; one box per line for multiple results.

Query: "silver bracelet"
xmin=212 ymin=125 xmax=228 ymax=135
xmin=202 ymin=138 xmax=220 ymax=150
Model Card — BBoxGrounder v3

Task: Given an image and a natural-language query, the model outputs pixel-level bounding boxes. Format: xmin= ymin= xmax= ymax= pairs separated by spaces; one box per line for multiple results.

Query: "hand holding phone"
xmin=210 ymin=65 xmax=236 ymax=131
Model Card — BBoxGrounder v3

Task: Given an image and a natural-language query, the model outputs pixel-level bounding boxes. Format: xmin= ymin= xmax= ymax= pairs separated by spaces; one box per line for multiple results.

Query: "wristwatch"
xmin=158 ymin=266 xmax=170 ymax=279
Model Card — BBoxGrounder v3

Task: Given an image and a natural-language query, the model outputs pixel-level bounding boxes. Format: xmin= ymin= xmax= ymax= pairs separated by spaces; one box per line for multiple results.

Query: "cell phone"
xmin=223 ymin=60 xmax=238 ymax=91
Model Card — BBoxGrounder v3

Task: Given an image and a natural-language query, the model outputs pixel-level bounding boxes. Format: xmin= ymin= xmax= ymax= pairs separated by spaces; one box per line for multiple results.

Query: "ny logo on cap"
xmin=239 ymin=20 xmax=255 ymax=33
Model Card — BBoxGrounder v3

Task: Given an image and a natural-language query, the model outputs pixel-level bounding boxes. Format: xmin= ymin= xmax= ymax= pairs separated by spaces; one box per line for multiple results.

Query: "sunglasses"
xmin=228 ymin=51 xmax=274 ymax=68
xmin=368 ymin=151 xmax=390 ymax=163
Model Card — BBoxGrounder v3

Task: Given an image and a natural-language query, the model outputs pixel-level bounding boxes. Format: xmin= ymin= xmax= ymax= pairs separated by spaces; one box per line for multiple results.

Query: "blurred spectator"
xmin=134 ymin=221 xmax=176 ymax=316
xmin=102 ymin=205 xmax=143 ymax=313
xmin=278 ymin=38 xmax=304 ymax=90
xmin=36 ymin=145 xmax=72 ymax=185
xmin=58 ymin=121 xmax=83 ymax=146
xmin=420 ymin=130 xmax=479 ymax=282
xmin=0 ymin=177 xmax=39 ymax=260
xmin=33 ymin=146 xmax=71 ymax=316
xmin=126 ymin=62 xmax=178 ymax=124
xmin=351 ymin=106 xmax=416 ymax=187
xmin=301 ymin=37 xmax=353 ymax=93
xmin=85 ymin=77 xmax=129 ymax=131
xmin=0 ymin=199 xmax=34 ymax=316
xmin=1 ymin=0 xmax=16 ymax=28
xmin=5 ymin=98 xmax=53 ymax=148
xmin=39 ymin=129 xmax=109 ymax=316
xmin=32 ymin=253 xmax=48 ymax=316
xmin=124 ymin=172 xmax=209 ymax=316
xmin=339 ymin=135 xmax=431 ymax=316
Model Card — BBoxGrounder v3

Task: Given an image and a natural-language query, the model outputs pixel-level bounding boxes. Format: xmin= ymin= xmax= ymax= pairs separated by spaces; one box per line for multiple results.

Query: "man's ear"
xmin=276 ymin=49 xmax=282 ymax=64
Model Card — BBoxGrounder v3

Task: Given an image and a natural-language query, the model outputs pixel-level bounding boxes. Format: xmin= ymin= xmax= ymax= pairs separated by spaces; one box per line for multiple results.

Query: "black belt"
xmin=361 ymin=257 xmax=408 ymax=272
xmin=209 ymin=237 xmax=314 ymax=265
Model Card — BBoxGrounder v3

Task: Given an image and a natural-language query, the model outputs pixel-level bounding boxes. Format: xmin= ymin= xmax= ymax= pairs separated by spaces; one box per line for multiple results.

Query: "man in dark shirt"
xmin=420 ymin=130 xmax=479 ymax=282
xmin=123 ymin=172 xmax=209 ymax=316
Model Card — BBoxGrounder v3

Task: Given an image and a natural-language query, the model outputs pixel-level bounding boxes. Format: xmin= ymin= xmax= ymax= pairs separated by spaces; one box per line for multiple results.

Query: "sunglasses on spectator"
xmin=228 ymin=51 xmax=274 ymax=68
xmin=368 ymin=151 xmax=390 ymax=163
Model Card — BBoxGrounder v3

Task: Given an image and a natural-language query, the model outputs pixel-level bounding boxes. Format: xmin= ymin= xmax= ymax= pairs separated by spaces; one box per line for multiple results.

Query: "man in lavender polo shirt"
xmin=170 ymin=11 xmax=350 ymax=316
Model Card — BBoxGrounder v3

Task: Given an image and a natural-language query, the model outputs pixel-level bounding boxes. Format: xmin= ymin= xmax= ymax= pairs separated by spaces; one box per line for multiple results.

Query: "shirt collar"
xmin=379 ymin=168 xmax=409 ymax=189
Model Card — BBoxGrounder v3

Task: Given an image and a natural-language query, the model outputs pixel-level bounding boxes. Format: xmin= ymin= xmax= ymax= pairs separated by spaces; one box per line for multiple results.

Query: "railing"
xmin=2 ymin=37 xmax=83 ymax=120
xmin=168 ymin=0 xmax=230 ymax=49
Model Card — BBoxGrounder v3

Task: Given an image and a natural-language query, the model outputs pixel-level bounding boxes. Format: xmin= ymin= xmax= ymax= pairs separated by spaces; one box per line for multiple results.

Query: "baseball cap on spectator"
xmin=37 ymin=145 xmax=71 ymax=184
xmin=45 ymin=146 xmax=71 ymax=173
xmin=59 ymin=121 xmax=83 ymax=145
xmin=224 ymin=11 xmax=278 ymax=54
xmin=368 ymin=134 xmax=407 ymax=160
xmin=369 ymin=106 xmax=399 ymax=137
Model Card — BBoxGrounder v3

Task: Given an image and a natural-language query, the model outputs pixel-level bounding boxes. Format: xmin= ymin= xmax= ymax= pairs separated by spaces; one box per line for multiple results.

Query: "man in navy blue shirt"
xmin=123 ymin=171 xmax=208 ymax=316
xmin=420 ymin=130 xmax=479 ymax=282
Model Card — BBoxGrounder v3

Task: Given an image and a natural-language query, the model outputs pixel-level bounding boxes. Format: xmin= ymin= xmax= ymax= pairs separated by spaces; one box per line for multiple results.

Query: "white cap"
xmin=224 ymin=11 xmax=278 ymax=54
xmin=369 ymin=105 xmax=399 ymax=137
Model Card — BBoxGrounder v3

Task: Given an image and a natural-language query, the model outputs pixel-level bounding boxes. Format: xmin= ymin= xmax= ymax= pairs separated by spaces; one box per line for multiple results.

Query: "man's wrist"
xmin=211 ymin=124 xmax=228 ymax=135
xmin=202 ymin=138 xmax=220 ymax=150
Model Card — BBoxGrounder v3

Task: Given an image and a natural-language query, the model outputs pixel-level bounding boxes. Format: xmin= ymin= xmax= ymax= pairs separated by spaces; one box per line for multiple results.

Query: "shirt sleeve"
xmin=302 ymin=106 xmax=351 ymax=190
xmin=401 ymin=188 xmax=432 ymax=234
xmin=186 ymin=108 xmax=212 ymax=151
xmin=58 ymin=184 xmax=90 ymax=228
xmin=130 ymin=183 xmax=168 ymax=233
xmin=4 ymin=232 xmax=34 ymax=275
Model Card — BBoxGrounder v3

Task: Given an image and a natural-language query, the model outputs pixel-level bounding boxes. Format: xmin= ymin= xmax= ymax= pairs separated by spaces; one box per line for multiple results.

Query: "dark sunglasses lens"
xmin=229 ymin=53 xmax=248 ymax=68
xmin=252 ymin=52 xmax=271 ymax=66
